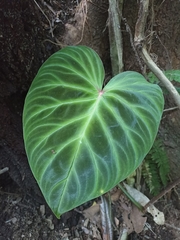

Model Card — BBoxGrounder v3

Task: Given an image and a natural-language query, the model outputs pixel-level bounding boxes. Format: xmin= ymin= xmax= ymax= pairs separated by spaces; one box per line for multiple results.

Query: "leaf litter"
xmin=82 ymin=185 xmax=167 ymax=239
xmin=82 ymin=189 xmax=141 ymax=238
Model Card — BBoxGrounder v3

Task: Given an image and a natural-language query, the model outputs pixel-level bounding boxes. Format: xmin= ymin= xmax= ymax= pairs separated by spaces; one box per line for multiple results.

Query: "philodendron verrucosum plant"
xmin=23 ymin=46 xmax=164 ymax=218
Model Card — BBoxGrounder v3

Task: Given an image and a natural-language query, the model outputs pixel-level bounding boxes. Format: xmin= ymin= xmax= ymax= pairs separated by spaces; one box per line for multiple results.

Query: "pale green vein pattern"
xmin=23 ymin=46 xmax=164 ymax=218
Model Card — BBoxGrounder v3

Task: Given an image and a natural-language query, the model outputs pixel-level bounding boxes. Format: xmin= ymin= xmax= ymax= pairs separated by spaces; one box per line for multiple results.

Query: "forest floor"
xmin=0 ymin=0 xmax=180 ymax=239
xmin=1 ymin=180 xmax=180 ymax=240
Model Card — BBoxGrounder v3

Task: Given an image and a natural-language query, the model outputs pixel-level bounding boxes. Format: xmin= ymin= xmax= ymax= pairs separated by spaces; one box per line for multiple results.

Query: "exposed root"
xmin=63 ymin=0 xmax=88 ymax=46
xmin=34 ymin=0 xmax=88 ymax=47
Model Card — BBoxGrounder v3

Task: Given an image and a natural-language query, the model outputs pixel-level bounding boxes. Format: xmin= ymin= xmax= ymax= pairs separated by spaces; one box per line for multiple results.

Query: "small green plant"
xmin=142 ymin=138 xmax=170 ymax=195
xmin=23 ymin=46 xmax=164 ymax=218
xmin=148 ymin=70 xmax=180 ymax=94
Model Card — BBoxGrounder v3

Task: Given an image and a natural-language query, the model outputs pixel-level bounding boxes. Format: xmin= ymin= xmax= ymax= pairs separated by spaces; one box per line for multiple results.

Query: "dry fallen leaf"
xmin=83 ymin=189 xmax=122 ymax=225
xmin=122 ymin=210 xmax=133 ymax=234
xmin=118 ymin=192 xmax=147 ymax=234
xmin=123 ymin=183 xmax=165 ymax=225
xmin=83 ymin=202 xmax=101 ymax=225
xmin=130 ymin=205 xmax=147 ymax=233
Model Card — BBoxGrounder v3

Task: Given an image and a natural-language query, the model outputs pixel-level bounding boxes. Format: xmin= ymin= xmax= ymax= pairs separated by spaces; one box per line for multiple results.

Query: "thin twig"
xmin=163 ymin=106 xmax=179 ymax=112
xmin=122 ymin=17 xmax=144 ymax=72
xmin=144 ymin=177 xmax=180 ymax=211
xmin=134 ymin=0 xmax=180 ymax=109
xmin=141 ymin=47 xmax=180 ymax=108
xmin=0 ymin=167 xmax=9 ymax=175
xmin=165 ymin=223 xmax=180 ymax=231
xmin=33 ymin=0 xmax=54 ymax=37
xmin=73 ymin=0 xmax=87 ymax=45
xmin=41 ymin=0 xmax=56 ymax=15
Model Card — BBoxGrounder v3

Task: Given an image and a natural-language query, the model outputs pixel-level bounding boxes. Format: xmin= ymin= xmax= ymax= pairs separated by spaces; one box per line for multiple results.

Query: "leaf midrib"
xmin=57 ymin=92 xmax=103 ymax=212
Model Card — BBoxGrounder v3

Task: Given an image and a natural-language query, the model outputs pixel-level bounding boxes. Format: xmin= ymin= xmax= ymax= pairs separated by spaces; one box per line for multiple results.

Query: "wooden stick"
xmin=134 ymin=0 xmax=180 ymax=109
xmin=144 ymin=177 xmax=180 ymax=211
xmin=0 ymin=167 xmax=9 ymax=175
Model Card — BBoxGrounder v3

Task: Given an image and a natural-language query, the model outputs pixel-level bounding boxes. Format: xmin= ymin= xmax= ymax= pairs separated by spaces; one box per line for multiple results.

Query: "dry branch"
xmin=144 ymin=177 xmax=180 ymax=211
xmin=0 ymin=167 xmax=9 ymax=175
xmin=134 ymin=0 xmax=180 ymax=109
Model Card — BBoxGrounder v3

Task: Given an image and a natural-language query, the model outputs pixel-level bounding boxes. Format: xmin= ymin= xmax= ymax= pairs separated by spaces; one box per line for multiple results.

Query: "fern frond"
xmin=149 ymin=139 xmax=170 ymax=186
xmin=142 ymin=159 xmax=162 ymax=195
xmin=147 ymin=69 xmax=180 ymax=93
xmin=148 ymin=69 xmax=180 ymax=83
xmin=148 ymin=160 xmax=162 ymax=195
xmin=142 ymin=138 xmax=170 ymax=195
xmin=142 ymin=161 xmax=152 ymax=188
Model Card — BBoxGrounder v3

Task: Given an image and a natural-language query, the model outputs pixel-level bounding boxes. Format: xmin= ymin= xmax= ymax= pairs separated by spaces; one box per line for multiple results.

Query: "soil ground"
xmin=0 ymin=0 xmax=180 ymax=239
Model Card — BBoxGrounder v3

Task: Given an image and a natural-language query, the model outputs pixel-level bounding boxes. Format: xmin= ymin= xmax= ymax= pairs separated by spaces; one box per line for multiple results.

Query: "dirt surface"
xmin=0 ymin=0 xmax=180 ymax=239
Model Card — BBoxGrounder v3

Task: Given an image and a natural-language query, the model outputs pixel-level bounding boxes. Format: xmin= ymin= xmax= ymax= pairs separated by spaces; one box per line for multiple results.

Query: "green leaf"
xmin=148 ymin=69 xmax=180 ymax=83
xmin=149 ymin=139 xmax=170 ymax=187
xmin=148 ymin=70 xmax=180 ymax=94
xmin=23 ymin=46 xmax=164 ymax=218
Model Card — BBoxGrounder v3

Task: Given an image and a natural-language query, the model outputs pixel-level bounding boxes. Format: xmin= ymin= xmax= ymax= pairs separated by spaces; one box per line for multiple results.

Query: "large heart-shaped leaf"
xmin=23 ymin=46 xmax=164 ymax=218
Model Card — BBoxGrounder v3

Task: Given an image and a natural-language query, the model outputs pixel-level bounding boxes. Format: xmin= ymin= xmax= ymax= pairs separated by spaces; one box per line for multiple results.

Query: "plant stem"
xmin=144 ymin=177 xmax=180 ymax=211
xmin=100 ymin=195 xmax=113 ymax=240
xmin=134 ymin=0 xmax=180 ymax=109
xmin=118 ymin=183 xmax=144 ymax=212
xmin=108 ymin=0 xmax=124 ymax=75
xmin=0 ymin=167 xmax=9 ymax=175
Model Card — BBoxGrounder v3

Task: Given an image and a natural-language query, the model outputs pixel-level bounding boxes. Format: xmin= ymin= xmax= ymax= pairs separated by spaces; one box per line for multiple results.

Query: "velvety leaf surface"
xmin=23 ymin=46 xmax=164 ymax=218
